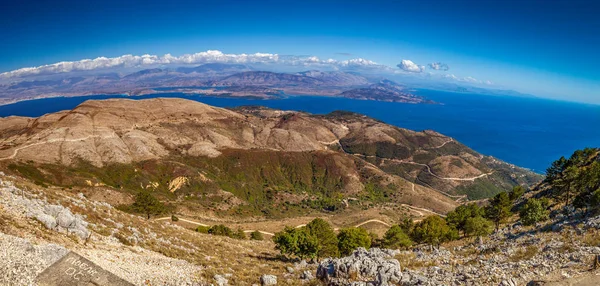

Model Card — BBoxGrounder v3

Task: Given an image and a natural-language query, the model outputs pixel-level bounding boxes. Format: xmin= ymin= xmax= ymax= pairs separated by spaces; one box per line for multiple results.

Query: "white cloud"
xmin=397 ymin=60 xmax=424 ymax=73
xmin=428 ymin=62 xmax=449 ymax=71
xmin=443 ymin=74 xmax=485 ymax=84
xmin=0 ymin=50 xmax=390 ymax=79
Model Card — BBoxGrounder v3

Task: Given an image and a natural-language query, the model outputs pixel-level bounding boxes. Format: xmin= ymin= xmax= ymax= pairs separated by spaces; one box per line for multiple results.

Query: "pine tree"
xmin=306 ymin=218 xmax=339 ymax=259
xmin=485 ymin=192 xmax=512 ymax=229
xmin=131 ymin=190 xmax=166 ymax=220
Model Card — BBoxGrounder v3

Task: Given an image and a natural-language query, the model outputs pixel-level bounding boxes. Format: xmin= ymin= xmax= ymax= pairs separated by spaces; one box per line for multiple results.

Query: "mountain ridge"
xmin=0 ymin=98 xmax=541 ymax=218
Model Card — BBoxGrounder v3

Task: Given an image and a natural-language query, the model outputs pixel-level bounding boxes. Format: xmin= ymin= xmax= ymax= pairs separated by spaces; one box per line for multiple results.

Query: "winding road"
xmin=155 ymin=216 xmax=401 ymax=236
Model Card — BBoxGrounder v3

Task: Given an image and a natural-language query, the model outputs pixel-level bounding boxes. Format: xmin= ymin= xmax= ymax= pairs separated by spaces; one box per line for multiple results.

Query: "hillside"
xmin=0 ymin=98 xmax=540 ymax=220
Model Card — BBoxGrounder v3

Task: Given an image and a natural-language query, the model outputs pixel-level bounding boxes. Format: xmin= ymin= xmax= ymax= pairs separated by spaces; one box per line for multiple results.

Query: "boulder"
xmin=316 ymin=248 xmax=402 ymax=286
xmin=260 ymin=274 xmax=277 ymax=285
xmin=214 ymin=274 xmax=228 ymax=286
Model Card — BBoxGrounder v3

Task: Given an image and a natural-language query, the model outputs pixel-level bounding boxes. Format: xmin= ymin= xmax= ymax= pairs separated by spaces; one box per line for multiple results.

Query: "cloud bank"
xmin=397 ymin=60 xmax=425 ymax=73
xmin=428 ymin=62 xmax=450 ymax=71
xmin=0 ymin=50 xmax=386 ymax=79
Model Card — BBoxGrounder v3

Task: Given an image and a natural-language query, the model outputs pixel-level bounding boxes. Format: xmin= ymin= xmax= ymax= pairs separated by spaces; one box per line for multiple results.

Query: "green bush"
xmin=208 ymin=224 xmax=234 ymax=237
xmin=446 ymin=203 xmax=483 ymax=237
xmin=232 ymin=228 xmax=247 ymax=240
xmin=464 ymin=216 xmax=493 ymax=237
xmin=273 ymin=227 xmax=318 ymax=260
xmin=250 ymin=231 xmax=264 ymax=240
xmin=509 ymin=185 xmax=526 ymax=201
xmin=412 ymin=216 xmax=453 ymax=246
xmin=382 ymin=225 xmax=412 ymax=249
xmin=195 ymin=225 xmax=210 ymax=233
xmin=171 ymin=214 xmax=179 ymax=222
xmin=337 ymin=227 xmax=371 ymax=256
xmin=519 ymin=198 xmax=550 ymax=226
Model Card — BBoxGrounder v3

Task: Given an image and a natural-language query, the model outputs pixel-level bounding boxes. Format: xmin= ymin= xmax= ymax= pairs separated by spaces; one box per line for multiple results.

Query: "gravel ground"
xmin=0 ymin=232 xmax=69 ymax=285
xmin=0 ymin=175 xmax=204 ymax=286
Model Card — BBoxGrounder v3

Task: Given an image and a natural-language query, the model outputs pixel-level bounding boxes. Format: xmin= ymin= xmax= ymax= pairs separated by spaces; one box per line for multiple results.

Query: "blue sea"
xmin=1 ymin=90 xmax=599 ymax=173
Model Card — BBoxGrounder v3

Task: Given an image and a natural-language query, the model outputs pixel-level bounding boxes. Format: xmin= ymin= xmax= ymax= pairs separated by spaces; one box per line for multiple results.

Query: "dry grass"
xmin=582 ymin=230 xmax=600 ymax=247
xmin=395 ymin=252 xmax=437 ymax=270
xmin=509 ymin=245 xmax=539 ymax=262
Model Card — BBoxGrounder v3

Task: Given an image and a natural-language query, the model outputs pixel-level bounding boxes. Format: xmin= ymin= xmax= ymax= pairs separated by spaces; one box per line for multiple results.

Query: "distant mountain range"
xmin=0 ymin=63 xmax=532 ymax=106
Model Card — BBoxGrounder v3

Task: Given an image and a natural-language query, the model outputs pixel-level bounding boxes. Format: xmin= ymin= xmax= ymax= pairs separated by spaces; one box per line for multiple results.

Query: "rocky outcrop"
xmin=316 ymin=248 xmax=402 ymax=286
xmin=0 ymin=178 xmax=90 ymax=240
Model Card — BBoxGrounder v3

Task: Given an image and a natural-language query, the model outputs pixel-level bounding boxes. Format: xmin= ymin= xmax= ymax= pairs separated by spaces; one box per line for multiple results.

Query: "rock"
xmin=286 ymin=266 xmax=294 ymax=274
xmin=316 ymin=248 xmax=401 ymax=286
xmin=294 ymin=260 xmax=308 ymax=269
xmin=500 ymin=278 xmax=517 ymax=286
xmin=260 ymin=274 xmax=277 ymax=285
xmin=214 ymin=274 xmax=228 ymax=286
xmin=56 ymin=209 xmax=76 ymax=228
xmin=300 ymin=270 xmax=314 ymax=280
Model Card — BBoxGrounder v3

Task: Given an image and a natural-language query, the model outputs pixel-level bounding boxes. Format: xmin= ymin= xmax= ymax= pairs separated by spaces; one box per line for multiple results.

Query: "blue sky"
xmin=1 ymin=0 xmax=599 ymax=103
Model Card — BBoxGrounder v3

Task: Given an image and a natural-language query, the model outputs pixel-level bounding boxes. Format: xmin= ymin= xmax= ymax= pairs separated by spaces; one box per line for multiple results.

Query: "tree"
xmin=306 ymin=218 xmax=339 ymax=259
xmin=446 ymin=203 xmax=482 ymax=237
xmin=519 ymin=198 xmax=550 ymax=226
xmin=296 ymin=230 xmax=319 ymax=260
xmin=250 ymin=230 xmax=264 ymax=240
xmin=555 ymin=165 xmax=580 ymax=207
xmin=273 ymin=227 xmax=319 ymax=260
xmin=273 ymin=227 xmax=299 ymax=258
xmin=464 ymin=216 xmax=493 ymax=238
xmin=509 ymin=185 xmax=526 ymax=202
xmin=399 ymin=217 xmax=414 ymax=234
xmin=382 ymin=225 xmax=412 ymax=249
xmin=485 ymin=192 xmax=512 ymax=229
xmin=412 ymin=216 xmax=453 ymax=246
xmin=545 ymin=156 xmax=567 ymax=183
xmin=337 ymin=227 xmax=371 ymax=256
xmin=131 ymin=190 xmax=166 ymax=219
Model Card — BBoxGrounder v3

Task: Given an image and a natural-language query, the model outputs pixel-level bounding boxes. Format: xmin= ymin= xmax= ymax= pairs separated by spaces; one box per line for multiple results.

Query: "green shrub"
xmin=382 ymin=225 xmax=412 ymax=249
xmin=519 ymin=198 xmax=550 ymax=226
xmin=232 ymin=228 xmax=247 ymax=240
xmin=195 ymin=226 xmax=210 ymax=233
xmin=412 ymin=216 xmax=453 ymax=246
xmin=464 ymin=216 xmax=493 ymax=237
xmin=446 ymin=203 xmax=483 ymax=237
xmin=208 ymin=224 xmax=234 ymax=237
xmin=509 ymin=185 xmax=526 ymax=201
xmin=337 ymin=227 xmax=371 ymax=256
xmin=273 ymin=227 xmax=318 ymax=260
xmin=171 ymin=215 xmax=179 ymax=222
xmin=250 ymin=231 xmax=264 ymax=240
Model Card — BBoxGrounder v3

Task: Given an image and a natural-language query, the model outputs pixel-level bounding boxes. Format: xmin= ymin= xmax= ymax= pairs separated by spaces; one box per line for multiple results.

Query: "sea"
xmin=1 ymin=89 xmax=599 ymax=174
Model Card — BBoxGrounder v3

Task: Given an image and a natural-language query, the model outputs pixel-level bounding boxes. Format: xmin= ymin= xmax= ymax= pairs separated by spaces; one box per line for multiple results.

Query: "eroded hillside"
xmin=0 ymin=98 xmax=541 ymax=218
